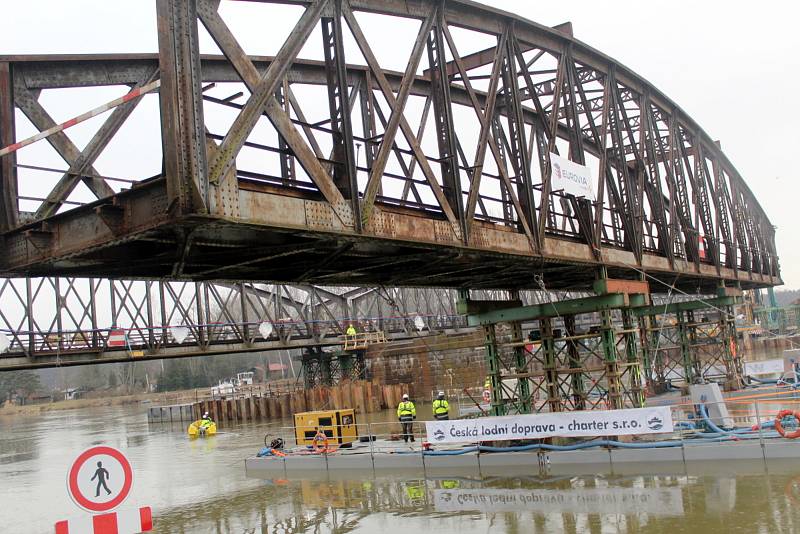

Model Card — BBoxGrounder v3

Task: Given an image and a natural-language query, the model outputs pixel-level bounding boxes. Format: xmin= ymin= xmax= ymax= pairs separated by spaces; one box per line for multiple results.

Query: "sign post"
xmin=55 ymin=446 xmax=152 ymax=534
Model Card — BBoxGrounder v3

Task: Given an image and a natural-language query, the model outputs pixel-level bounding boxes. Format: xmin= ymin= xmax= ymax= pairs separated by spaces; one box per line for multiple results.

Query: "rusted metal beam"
xmin=0 ymin=62 xmax=18 ymax=232
xmin=157 ymin=0 xmax=209 ymax=215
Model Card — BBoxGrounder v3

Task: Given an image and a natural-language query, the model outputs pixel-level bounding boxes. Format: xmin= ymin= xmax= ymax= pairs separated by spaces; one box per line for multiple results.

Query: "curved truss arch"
xmin=0 ymin=0 xmax=779 ymax=292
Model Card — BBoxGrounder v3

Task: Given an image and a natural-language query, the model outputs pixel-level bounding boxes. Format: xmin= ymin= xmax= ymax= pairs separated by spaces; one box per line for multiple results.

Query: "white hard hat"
xmin=203 ymin=412 xmax=209 ymax=417
xmin=438 ymin=391 xmax=445 ymax=397
xmin=402 ymin=393 xmax=409 ymax=399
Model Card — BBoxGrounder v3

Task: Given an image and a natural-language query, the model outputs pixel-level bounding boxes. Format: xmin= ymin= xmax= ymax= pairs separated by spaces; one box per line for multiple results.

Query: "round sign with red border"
xmin=67 ymin=446 xmax=133 ymax=513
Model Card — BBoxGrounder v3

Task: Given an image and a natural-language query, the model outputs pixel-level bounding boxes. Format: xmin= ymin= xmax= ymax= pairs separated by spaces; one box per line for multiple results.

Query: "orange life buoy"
xmin=774 ymin=409 xmax=800 ymax=439
xmin=313 ymin=434 xmax=330 ymax=453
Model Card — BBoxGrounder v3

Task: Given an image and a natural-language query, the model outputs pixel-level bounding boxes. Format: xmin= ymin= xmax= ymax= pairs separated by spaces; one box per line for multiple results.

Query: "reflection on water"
xmin=152 ymin=473 xmax=800 ymax=533
xmin=2 ymin=405 xmax=800 ymax=533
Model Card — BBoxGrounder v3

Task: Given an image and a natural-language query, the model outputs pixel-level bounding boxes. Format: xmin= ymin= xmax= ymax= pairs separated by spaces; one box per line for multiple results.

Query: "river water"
xmin=2 ymin=404 xmax=800 ymax=533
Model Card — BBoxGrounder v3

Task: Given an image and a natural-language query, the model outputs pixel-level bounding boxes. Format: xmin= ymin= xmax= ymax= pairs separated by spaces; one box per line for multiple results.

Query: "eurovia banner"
xmin=425 ymin=406 xmax=673 ymax=444
xmin=549 ymin=152 xmax=594 ymax=199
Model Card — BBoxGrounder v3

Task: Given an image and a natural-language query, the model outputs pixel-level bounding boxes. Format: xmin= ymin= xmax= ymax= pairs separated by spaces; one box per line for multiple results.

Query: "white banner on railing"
xmin=549 ymin=152 xmax=594 ymax=199
xmin=744 ymin=359 xmax=785 ymax=376
xmin=425 ymin=406 xmax=673 ymax=444
xmin=432 ymin=487 xmax=684 ymax=516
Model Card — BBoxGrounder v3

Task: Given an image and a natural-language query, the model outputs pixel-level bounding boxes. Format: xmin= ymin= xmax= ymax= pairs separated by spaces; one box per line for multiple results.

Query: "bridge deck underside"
xmin=1 ymin=178 xmax=776 ymax=293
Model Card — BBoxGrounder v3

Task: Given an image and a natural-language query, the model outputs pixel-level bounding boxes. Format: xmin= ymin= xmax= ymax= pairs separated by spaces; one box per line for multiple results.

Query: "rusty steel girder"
xmin=0 ymin=0 xmax=780 ymax=293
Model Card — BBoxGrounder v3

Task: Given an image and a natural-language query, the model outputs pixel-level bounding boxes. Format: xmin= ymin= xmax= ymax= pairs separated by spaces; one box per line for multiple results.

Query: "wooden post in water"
xmin=342 ymin=383 xmax=353 ymax=409
xmin=215 ymin=399 xmax=223 ymax=424
xmin=277 ymin=394 xmax=289 ymax=419
xmin=353 ymin=382 xmax=367 ymax=414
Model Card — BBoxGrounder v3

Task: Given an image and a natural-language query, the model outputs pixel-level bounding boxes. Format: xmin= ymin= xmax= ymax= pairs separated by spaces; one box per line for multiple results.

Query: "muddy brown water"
xmin=2 ymin=404 xmax=800 ymax=533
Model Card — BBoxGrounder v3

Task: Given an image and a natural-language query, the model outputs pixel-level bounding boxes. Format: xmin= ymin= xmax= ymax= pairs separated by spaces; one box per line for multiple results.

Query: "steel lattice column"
xmin=638 ymin=314 xmax=657 ymax=394
xmin=677 ymin=310 xmax=701 ymax=385
xmin=622 ymin=309 xmax=644 ymax=407
xmin=600 ymin=309 xmax=624 ymax=409
xmin=720 ymin=303 xmax=743 ymax=390
xmin=563 ymin=315 xmax=586 ymax=411
xmin=482 ymin=324 xmax=505 ymax=416
xmin=274 ymin=82 xmax=296 ymax=182
xmin=540 ymin=317 xmax=561 ymax=413
xmin=427 ymin=17 xmax=465 ymax=241
xmin=510 ymin=318 xmax=532 ymax=414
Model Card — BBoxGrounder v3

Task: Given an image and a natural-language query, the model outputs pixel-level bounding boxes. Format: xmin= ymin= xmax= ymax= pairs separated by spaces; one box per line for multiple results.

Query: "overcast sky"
xmin=2 ymin=0 xmax=799 ymax=288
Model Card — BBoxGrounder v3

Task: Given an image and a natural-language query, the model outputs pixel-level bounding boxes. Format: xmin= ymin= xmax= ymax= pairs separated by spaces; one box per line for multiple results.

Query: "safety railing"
xmin=343 ymin=331 xmax=387 ymax=351
xmin=256 ymin=393 xmax=800 ymax=462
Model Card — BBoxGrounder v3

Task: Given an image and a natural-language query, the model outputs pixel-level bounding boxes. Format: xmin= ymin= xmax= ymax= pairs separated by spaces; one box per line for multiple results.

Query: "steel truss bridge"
xmin=0 ymin=0 xmax=779 ymax=291
xmin=0 ymin=279 xmax=468 ymax=370
xmin=0 ymin=1 xmax=781 ymax=406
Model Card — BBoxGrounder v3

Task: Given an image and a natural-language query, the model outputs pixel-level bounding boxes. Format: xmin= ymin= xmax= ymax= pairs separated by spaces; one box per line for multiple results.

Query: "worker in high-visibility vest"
xmin=199 ymin=412 xmax=214 ymax=434
xmin=432 ymin=391 xmax=450 ymax=420
xmin=346 ymin=324 xmax=357 ymax=336
xmin=397 ymin=394 xmax=416 ymax=442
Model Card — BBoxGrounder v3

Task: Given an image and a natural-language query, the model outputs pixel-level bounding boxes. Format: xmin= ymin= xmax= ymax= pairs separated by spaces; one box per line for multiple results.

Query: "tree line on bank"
xmin=0 ymin=350 xmax=299 ymax=403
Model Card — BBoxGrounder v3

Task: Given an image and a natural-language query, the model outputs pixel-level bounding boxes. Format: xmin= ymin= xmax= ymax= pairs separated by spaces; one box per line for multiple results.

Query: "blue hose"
xmin=696 ymin=403 xmax=786 ymax=438
xmin=697 ymin=403 xmax=757 ymax=435
xmin=422 ymin=436 xmax=739 ymax=456
xmin=748 ymin=376 xmax=779 ymax=385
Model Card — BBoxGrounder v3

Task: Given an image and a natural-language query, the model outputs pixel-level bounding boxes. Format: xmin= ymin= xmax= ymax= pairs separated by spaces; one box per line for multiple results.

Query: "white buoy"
xmin=0 ymin=332 xmax=9 ymax=353
xmin=414 ymin=316 xmax=425 ymax=331
xmin=171 ymin=326 xmax=189 ymax=344
xmin=258 ymin=321 xmax=273 ymax=338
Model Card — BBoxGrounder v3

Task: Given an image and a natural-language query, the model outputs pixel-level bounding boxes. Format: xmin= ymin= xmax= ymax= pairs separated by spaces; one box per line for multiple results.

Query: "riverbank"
xmin=0 ymin=391 xmax=159 ymax=416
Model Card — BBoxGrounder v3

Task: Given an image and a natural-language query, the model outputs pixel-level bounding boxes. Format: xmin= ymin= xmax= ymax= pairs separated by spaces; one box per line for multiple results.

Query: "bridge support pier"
xmin=462 ymin=281 xmax=650 ymax=414
xmin=300 ymin=347 xmax=367 ymax=389
xmin=300 ymin=347 xmax=332 ymax=388
xmin=631 ymin=291 xmax=743 ymax=391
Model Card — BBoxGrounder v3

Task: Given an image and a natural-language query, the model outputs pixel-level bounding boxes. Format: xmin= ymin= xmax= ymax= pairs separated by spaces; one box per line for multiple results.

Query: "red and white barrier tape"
xmin=0 ymin=79 xmax=160 ymax=158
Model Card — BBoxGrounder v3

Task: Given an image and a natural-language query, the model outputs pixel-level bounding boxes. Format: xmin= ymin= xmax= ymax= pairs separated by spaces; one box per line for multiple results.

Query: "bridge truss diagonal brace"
xmin=35 ymin=68 xmax=161 ymax=220
xmin=204 ymin=0 xmax=329 ymax=186
xmin=359 ymin=3 xmax=436 ymax=222
xmin=197 ymin=0 xmax=351 ymax=226
xmin=342 ymin=2 xmax=460 ymax=234
xmin=13 ymin=83 xmax=116 ymax=206
xmin=440 ymin=22 xmax=536 ymax=251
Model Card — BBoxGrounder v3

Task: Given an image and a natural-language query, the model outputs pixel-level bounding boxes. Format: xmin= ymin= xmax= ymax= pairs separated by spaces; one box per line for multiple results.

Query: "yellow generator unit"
xmin=294 ymin=409 xmax=358 ymax=448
